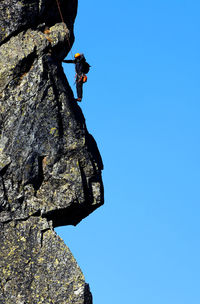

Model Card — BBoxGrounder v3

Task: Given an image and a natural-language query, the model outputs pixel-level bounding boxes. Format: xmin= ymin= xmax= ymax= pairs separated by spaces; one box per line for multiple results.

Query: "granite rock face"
xmin=0 ymin=0 xmax=103 ymax=303
xmin=0 ymin=217 xmax=93 ymax=304
xmin=0 ymin=0 xmax=77 ymax=47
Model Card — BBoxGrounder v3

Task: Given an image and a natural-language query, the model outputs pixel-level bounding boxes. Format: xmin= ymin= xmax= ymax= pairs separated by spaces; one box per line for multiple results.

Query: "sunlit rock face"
xmin=0 ymin=0 xmax=104 ymax=303
xmin=0 ymin=218 xmax=93 ymax=304
xmin=0 ymin=0 xmax=77 ymax=46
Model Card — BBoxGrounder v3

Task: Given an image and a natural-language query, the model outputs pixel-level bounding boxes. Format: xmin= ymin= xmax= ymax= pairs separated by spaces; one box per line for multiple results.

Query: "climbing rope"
xmin=55 ymin=0 xmax=74 ymax=59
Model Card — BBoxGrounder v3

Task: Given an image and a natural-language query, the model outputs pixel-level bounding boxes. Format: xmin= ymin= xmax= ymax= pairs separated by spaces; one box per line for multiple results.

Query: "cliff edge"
xmin=0 ymin=1 xmax=104 ymax=303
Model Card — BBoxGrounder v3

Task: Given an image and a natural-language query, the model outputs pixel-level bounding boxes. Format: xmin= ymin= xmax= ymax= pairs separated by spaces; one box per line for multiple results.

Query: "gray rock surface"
xmin=0 ymin=0 xmax=104 ymax=303
xmin=0 ymin=217 xmax=93 ymax=304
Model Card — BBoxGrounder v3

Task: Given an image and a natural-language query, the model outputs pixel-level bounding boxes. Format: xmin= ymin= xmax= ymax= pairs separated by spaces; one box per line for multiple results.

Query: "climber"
xmin=63 ymin=53 xmax=90 ymax=102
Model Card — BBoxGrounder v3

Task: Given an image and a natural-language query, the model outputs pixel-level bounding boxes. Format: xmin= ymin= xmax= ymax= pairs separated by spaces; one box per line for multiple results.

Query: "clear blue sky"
xmin=56 ymin=1 xmax=200 ymax=303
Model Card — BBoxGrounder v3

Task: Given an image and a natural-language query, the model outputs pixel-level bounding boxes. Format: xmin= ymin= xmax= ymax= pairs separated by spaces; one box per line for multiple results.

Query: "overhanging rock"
xmin=0 ymin=0 xmax=104 ymax=303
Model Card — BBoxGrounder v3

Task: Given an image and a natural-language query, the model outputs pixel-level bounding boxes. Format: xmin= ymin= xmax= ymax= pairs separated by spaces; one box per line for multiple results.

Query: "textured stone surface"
xmin=0 ymin=7 xmax=104 ymax=227
xmin=0 ymin=0 xmax=77 ymax=46
xmin=0 ymin=217 xmax=92 ymax=304
xmin=0 ymin=0 xmax=104 ymax=303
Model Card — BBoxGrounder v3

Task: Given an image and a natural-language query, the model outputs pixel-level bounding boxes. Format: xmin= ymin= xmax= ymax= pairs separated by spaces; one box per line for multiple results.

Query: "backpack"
xmin=81 ymin=61 xmax=91 ymax=74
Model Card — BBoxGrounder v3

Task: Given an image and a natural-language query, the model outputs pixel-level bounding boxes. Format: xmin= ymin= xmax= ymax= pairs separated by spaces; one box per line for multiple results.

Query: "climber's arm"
xmin=63 ymin=60 xmax=75 ymax=63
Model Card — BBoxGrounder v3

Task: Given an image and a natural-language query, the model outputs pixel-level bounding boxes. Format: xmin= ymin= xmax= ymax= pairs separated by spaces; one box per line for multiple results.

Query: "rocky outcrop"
xmin=0 ymin=218 xmax=93 ymax=304
xmin=0 ymin=0 xmax=77 ymax=47
xmin=0 ymin=0 xmax=104 ymax=303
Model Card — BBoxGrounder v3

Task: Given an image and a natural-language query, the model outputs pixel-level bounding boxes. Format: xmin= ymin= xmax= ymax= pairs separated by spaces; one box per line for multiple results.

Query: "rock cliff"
xmin=0 ymin=1 xmax=104 ymax=303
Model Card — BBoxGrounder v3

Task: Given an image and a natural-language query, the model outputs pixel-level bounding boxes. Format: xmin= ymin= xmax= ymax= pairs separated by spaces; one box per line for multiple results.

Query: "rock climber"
xmin=63 ymin=53 xmax=90 ymax=102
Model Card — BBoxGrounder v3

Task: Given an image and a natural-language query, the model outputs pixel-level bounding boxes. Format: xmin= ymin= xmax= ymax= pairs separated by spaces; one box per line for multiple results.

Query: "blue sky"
xmin=56 ymin=1 xmax=200 ymax=303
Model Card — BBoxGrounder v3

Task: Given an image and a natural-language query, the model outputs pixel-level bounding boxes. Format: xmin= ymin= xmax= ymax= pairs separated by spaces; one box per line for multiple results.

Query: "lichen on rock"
xmin=0 ymin=0 xmax=104 ymax=303
xmin=0 ymin=217 xmax=93 ymax=304
xmin=0 ymin=1 xmax=104 ymax=227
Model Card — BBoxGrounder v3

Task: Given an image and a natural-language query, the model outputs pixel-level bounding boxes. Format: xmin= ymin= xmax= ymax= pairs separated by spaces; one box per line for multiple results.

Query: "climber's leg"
xmin=76 ymin=78 xmax=83 ymax=101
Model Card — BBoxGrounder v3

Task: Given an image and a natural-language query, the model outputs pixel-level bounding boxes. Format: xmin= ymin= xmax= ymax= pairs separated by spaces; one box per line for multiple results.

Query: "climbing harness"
xmin=74 ymin=74 xmax=87 ymax=84
xmin=55 ymin=0 xmax=74 ymax=59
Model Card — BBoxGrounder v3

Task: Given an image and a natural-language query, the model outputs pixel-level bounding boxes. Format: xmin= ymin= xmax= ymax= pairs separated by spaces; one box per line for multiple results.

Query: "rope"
xmin=55 ymin=0 xmax=74 ymax=59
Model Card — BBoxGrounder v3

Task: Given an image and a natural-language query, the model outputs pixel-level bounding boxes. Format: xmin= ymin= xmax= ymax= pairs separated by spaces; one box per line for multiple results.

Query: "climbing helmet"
xmin=74 ymin=53 xmax=81 ymax=58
